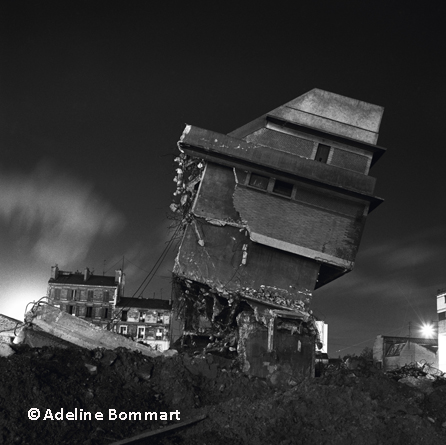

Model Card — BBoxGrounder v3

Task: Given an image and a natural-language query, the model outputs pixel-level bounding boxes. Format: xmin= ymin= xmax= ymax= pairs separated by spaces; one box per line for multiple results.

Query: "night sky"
xmin=1 ymin=1 xmax=445 ymax=356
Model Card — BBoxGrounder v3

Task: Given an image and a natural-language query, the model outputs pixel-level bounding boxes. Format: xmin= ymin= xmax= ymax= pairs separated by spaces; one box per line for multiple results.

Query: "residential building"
xmin=171 ymin=89 xmax=387 ymax=382
xmin=47 ymin=265 xmax=124 ymax=329
xmin=437 ymin=287 xmax=446 ymax=371
xmin=373 ymin=335 xmax=438 ymax=371
xmin=112 ymin=297 xmax=172 ymax=352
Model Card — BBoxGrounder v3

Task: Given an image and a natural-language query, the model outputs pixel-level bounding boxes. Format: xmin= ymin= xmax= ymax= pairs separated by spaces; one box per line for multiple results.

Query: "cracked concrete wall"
xmin=237 ymin=312 xmax=315 ymax=383
xmin=173 ymin=222 xmax=318 ymax=301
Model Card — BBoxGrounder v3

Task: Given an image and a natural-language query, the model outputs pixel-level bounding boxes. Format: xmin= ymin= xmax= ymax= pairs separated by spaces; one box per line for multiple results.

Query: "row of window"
xmin=121 ymin=310 xmax=170 ymax=324
xmin=248 ymin=173 xmax=294 ymax=197
xmin=53 ymin=288 xmax=111 ymax=303
xmin=118 ymin=325 xmax=169 ymax=341
xmin=66 ymin=305 xmax=110 ymax=319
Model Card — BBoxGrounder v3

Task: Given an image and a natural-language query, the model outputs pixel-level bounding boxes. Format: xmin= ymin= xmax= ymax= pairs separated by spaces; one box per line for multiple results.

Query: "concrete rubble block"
xmin=84 ymin=363 xmax=98 ymax=375
xmin=29 ymin=305 xmax=175 ymax=358
xmin=398 ymin=376 xmax=435 ymax=394
xmin=0 ymin=342 xmax=15 ymax=357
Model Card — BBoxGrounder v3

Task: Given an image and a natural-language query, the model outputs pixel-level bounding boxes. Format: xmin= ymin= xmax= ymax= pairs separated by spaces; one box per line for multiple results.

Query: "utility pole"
xmin=408 ymin=321 xmax=411 ymax=349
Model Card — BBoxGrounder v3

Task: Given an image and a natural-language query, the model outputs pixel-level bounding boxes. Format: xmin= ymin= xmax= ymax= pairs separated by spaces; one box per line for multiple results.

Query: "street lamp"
xmin=420 ymin=323 xmax=436 ymax=338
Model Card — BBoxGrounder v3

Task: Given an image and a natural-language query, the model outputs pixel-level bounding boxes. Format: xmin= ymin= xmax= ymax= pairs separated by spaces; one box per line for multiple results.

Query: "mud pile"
xmin=1 ymin=344 xmax=446 ymax=444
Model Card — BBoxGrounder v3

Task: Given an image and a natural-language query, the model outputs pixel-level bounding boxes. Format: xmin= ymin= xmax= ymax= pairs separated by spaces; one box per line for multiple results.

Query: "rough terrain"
xmin=1 ymin=344 xmax=446 ymax=445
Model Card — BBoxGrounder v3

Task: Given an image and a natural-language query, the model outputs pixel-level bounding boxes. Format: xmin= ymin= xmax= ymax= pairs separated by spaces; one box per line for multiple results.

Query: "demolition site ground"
xmin=2 ymin=344 xmax=446 ymax=445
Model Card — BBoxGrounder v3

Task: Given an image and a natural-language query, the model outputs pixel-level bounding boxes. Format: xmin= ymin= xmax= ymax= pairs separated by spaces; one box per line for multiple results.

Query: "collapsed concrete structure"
xmin=170 ymin=89 xmax=386 ymax=383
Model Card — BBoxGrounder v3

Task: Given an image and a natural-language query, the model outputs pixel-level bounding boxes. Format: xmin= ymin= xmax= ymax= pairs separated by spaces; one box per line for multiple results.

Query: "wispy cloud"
xmin=0 ymin=161 xmax=126 ymax=264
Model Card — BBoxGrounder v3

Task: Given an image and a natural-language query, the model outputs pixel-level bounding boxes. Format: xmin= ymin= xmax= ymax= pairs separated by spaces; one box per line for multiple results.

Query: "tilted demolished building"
xmin=170 ymin=89 xmax=386 ymax=383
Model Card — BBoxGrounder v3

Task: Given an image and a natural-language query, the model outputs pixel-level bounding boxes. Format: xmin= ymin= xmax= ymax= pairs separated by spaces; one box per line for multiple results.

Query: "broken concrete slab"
xmin=28 ymin=304 xmax=175 ymax=358
xmin=0 ymin=342 xmax=15 ymax=357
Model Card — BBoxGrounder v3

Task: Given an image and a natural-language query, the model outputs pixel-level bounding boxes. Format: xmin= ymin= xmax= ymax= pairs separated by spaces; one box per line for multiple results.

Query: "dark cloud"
xmin=0 ymin=161 xmax=125 ymax=264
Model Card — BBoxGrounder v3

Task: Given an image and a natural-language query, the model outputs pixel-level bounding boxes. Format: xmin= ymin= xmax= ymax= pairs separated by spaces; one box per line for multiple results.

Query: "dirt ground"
xmin=1 ymin=343 xmax=446 ymax=445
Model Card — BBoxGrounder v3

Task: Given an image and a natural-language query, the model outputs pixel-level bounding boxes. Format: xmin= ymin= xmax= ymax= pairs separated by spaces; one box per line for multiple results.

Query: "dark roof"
xmin=116 ymin=297 xmax=171 ymax=310
xmin=381 ymin=335 xmax=438 ymax=346
xmin=49 ymin=272 xmax=117 ymax=287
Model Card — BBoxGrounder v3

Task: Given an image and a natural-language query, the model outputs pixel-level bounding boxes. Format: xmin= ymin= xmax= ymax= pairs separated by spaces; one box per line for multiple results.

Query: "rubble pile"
xmin=385 ymin=361 xmax=446 ymax=398
xmin=2 ymin=345 xmax=446 ymax=444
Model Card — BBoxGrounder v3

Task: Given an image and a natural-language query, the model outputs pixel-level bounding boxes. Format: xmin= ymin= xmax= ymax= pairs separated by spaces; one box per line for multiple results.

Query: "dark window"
xmin=73 ymin=289 xmax=80 ymax=301
xmin=67 ymin=290 xmax=73 ymax=301
xmin=53 ymin=288 xmax=61 ymax=301
xmin=121 ymin=311 xmax=128 ymax=322
xmin=249 ymin=173 xmax=269 ymax=190
xmin=439 ymin=312 xmax=446 ymax=321
xmin=103 ymin=290 xmax=110 ymax=303
xmin=103 ymin=308 xmax=109 ymax=319
xmin=87 ymin=290 xmax=94 ymax=301
xmin=86 ymin=307 xmax=93 ymax=318
xmin=67 ymin=305 xmax=74 ymax=315
xmin=75 ymin=306 xmax=80 ymax=316
xmin=385 ymin=343 xmax=405 ymax=357
xmin=315 ymin=144 xmax=330 ymax=163
xmin=273 ymin=180 xmax=293 ymax=197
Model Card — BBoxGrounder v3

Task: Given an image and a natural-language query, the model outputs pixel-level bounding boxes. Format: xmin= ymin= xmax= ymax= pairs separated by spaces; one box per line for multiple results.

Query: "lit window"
xmin=249 ymin=173 xmax=269 ymax=190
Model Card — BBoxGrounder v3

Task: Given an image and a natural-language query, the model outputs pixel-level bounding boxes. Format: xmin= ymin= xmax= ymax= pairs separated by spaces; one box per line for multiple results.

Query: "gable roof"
xmin=116 ymin=297 xmax=172 ymax=310
xmin=49 ymin=272 xmax=117 ymax=287
xmin=228 ymin=88 xmax=386 ymax=165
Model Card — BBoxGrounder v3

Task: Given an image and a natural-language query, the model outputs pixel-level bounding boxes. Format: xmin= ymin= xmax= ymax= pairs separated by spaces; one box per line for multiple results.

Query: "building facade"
xmin=373 ymin=335 xmax=438 ymax=371
xmin=47 ymin=265 xmax=124 ymax=329
xmin=112 ymin=297 xmax=172 ymax=352
xmin=437 ymin=287 xmax=446 ymax=371
xmin=171 ymin=89 xmax=386 ymax=382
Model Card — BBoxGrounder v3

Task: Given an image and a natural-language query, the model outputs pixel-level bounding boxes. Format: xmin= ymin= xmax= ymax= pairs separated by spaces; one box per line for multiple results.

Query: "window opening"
xmin=273 ymin=180 xmax=293 ymax=197
xmin=249 ymin=173 xmax=269 ymax=190
xmin=315 ymin=144 xmax=330 ymax=163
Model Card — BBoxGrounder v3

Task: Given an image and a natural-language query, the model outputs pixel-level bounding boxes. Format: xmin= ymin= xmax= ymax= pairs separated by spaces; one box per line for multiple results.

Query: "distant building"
xmin=112 ymin=297 xmax=172 ymax=352
xmin=373 ymin=335 xmax=438 ymax=371
xmin=47 ymin=265 xmax=124 ymax=329
xmin=437 ymin=287 xmax=446 ymax=371
xmin=0 ymin=314 xmax=21 ymax=344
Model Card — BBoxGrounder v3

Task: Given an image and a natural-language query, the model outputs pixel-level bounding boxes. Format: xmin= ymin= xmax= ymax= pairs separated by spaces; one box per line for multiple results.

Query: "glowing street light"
xmin=420 ymin=323 xmax=436 ymax=338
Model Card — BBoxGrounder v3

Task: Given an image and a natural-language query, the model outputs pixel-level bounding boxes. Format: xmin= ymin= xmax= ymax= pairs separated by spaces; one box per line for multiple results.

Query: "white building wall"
xmin=437 ymin=290 xmax=446 ymax=372
xmin=315 ymin=321 xmax=328 ymax=354
xmin=438 ymin=320 xmax=446 ymax=372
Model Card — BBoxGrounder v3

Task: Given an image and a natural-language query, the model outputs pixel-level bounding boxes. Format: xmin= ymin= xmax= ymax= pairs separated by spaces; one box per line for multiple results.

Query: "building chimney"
xmin=84 ymin=267 xmax=90 ymax=282
xmin=51 ymin=265 xmax=59 ymax=280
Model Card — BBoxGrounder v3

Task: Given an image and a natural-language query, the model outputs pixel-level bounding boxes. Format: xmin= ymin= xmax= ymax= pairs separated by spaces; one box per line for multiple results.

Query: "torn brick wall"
xmin=171 ymin=276 xmax=318 ymax=382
